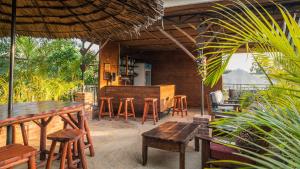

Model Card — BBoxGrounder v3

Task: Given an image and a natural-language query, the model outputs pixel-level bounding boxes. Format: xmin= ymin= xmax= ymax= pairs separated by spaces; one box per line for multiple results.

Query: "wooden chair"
xmin=99 ymin=97 xmax=114 ymax=120
xmin=142 ymin=98 xmax=158 ymax=125
xmin=195 ymin=133 xmax=253 ymax=168
xmin=46 ymin=129 xmax=87 ymax=169
xmin=194 ymin=126 xmax=270 ymax=168
xmin=0 ymin=144 xmax=36 ymax=169
xmin=172 ymin=95 xmax=188 ymax=117
xmin=117 ymin=98 xmax=136 ymax=122
xmin=210 ymin=90 xmax=240 ymax=112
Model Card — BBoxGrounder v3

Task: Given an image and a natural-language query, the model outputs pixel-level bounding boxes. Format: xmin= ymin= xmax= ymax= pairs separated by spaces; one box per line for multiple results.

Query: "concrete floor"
xmin=23 ymin=109 xmax=202 ymax=169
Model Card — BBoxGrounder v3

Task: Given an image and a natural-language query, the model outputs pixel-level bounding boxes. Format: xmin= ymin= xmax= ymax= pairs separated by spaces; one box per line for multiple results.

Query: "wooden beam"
xmin=173 ymin=24 xmax=196 ymax=44
xmin=188 ymin=23 xmax=197 ymax=30
xmin=157 ymin=27 xmax=196 ymax=61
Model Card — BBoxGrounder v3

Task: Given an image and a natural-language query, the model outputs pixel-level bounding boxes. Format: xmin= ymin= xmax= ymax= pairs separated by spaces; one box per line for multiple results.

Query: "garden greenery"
xmin=0 ymin=37 xmax=97 ymax=104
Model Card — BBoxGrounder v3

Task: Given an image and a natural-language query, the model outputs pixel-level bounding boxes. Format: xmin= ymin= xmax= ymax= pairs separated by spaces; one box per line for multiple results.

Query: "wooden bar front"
xmin=102 ymin=85 xmax=175 ymax=116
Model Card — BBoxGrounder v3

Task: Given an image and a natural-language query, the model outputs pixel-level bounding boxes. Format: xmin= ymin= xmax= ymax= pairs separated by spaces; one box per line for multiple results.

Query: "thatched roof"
xmin=0 ymin=0 xmax=164 ymax=42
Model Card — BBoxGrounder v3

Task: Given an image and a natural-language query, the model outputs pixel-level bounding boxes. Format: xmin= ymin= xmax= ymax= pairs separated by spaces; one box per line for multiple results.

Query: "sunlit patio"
xmin=13 ymin=109 xmax=201 ymax=169
xmin=1 ymin=0 xmax=300 ymax=169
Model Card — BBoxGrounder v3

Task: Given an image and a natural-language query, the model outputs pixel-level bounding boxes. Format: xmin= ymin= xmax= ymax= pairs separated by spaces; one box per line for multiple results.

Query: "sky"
xmin=226 ymin=53 xmax=254 ymax=72
xmin=164 ymin=0 xmax=218 ymax=7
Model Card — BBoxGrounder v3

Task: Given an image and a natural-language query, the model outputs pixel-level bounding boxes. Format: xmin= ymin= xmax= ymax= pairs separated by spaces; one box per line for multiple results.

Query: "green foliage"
xmin=197 ymin=0 xmax=300 ymax=168
xmin=0 ymin=37 xmax=87 ymax=104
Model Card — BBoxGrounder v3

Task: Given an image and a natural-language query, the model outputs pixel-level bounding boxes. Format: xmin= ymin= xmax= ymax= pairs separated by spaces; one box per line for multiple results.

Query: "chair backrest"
xmin=210 ymin=90 xmax=224 ymax=106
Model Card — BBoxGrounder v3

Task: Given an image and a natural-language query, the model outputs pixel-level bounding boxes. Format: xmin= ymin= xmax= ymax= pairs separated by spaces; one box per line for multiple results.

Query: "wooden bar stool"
xmin=60 ymin=112 xmax=95 ymax=157
xmin=172 ymin=95 xmax=188 ymax=117
xmin=99 ymin=97 xmax=114 ymax=120
xmin=142 ymin=98 xmax=158 ymax=125
xmin=117 ymin=98 xmax=136 ymax=122
xmin=0 ymin=144 xmax=36 ymax=169
xmin=46 ymin=129 xmax=87 ymax=169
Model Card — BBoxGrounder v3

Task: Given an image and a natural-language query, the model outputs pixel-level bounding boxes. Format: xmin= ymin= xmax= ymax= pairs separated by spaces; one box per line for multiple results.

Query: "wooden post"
xmin=7 ymin=0 xmax=17 ymax=145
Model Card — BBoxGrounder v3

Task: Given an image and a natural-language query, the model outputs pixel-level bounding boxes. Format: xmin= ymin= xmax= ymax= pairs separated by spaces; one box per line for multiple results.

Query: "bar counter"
xmin=102 ymin=85 xmax=175 ymax=116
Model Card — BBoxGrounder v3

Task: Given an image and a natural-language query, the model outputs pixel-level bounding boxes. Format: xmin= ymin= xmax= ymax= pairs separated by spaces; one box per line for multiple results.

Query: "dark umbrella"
xmin=0 ymin=0 xmax=163 ymax=144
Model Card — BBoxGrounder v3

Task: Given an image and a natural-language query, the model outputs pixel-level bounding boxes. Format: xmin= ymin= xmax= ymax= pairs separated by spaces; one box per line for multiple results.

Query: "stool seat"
xmin=47 ymin=129 xmax=84 ymax=142
xmin=174 ymin=95 xmax=187 ymax=98
xmin=100 ymin=97 xmax=113 ymax=100
xmin=0 ymin=144 xmax=36 ymax=167
xmin=120 ymin=97 xmax=134 ymax=101
xmin=144 ymin=98 xmax=158 ymax=102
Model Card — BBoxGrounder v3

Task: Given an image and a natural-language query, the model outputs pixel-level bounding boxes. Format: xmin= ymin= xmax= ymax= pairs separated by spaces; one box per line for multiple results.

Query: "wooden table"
xmin=0 ymin=101 xmax=85 ymax=163
xmin=142 ymin=121 xmax=199 ymax=169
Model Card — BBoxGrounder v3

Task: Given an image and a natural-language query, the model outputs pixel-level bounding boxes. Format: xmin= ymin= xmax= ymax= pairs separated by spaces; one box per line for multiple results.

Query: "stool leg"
xmin=78 ymin=138 xmax=88 ymax=169
xmin=60 ymin=142 xmax=68 ymax=169
xmin=125 ymin=100 xmax=128 ymax=122
xmin=46 ymin=141 xmax=57 ymax=169
xmin=110 ymin=100 xmax=114 ymax=117
xmin=67 ymin=142 xmax=74 ymax=169
xmin=142 ymin=103 xmax=147 ymax=124
xmin=99 ymin=100 xmax=104 ymax=120
xmin=181 ymin=98 xmax=184 ymax=117
xmin=108 ymin=100 xmax=112 ymax=120
xmin=130 ymin=100 xmax=136 ymax=120
xmin=84 ymin=119 xmax=95 ymax=157
xmin=117 ymin=101 xmax=123 ymax=120
xmin=172 ymin=99 xmax=176 ymax=116
xmin=28 ymin=154 xmax=37 ymax=169
xmin=152 ymin=102 xmax=156 ymax=125
xmin=73 ymin=140 xmax=78 ymax=157
xmin=184 ymin=98 xmax=188 ymax=116
xmin=155 ymin=101 xmax=159 ymax=122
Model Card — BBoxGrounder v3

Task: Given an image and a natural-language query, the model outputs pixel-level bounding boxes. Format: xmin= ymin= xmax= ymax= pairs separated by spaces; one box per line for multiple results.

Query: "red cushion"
xmin=210 ymin=143 xmax=253 ymax=163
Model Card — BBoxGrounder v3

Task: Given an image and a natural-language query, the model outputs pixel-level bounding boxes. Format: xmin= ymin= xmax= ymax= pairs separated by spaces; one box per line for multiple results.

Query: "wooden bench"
xmin=0 ymin=144 xmax=36 ymax=169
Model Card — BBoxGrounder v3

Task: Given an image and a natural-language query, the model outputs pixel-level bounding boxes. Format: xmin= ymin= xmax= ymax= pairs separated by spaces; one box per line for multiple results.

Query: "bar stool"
xmin=61 ymin=112 xmax=95 ymax=157
xmin=117 ymin=98 xmax=136 ymax=122
xmin=172 ymin=95 xmax=188 ymax=117
xmin=46 ymin=129 xmax=87 ymax=169
xmin=99 ymin=97 xmax=114 ymax=120
xmin=142 ymin=98 xmax=158 ymax=125
xmin=0 ymin=144 xmax=36 ymax=169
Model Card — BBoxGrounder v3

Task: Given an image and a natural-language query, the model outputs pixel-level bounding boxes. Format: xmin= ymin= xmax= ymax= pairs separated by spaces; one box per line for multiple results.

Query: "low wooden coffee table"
xmin=142 ymin=121 xmax=199 ymax=169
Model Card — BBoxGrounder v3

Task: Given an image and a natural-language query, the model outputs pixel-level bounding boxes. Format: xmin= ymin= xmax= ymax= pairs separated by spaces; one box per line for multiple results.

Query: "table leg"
xmin=179 ymin=144 xmax=186 ymax=169
xmin=142 ymin=138 xmax=148 ymax=166
xmin=40 ymin=119 xmax=47 ymax=161
xmin=38 ymin=117 xmax=53 ymax=161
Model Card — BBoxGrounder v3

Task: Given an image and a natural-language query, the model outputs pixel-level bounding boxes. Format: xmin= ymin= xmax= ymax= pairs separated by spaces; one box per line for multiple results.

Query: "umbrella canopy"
xmin=0 ymin=0 xmax=164 ymax=41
